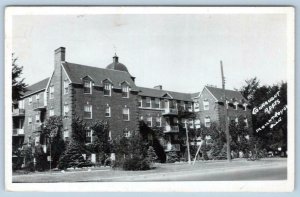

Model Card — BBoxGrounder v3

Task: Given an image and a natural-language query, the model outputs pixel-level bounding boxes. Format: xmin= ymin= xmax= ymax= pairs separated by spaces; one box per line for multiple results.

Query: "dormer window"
xmin=234 ymin=102 xmax=238 ymax=110
xmin=146 ymin=97 xmax=151 ymax=108
xmin=83 ymin=80 xmax=92 ymax=94
xmin=138 ymin=97 xmax=142 ymax=107
xmin=104 ymin=83 xmax=111 ymax=96
xmin=121 ymin=83 xmax=129 ymax=98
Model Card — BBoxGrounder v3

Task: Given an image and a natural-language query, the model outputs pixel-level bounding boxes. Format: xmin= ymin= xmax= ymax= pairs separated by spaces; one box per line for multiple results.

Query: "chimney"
xmin=154 ymin=85 xmax=162 ymax=90
xmin=113 ymin=54 xmax=119 ymax=63
xmin=55 ymin=47 xmax=65 ymax=64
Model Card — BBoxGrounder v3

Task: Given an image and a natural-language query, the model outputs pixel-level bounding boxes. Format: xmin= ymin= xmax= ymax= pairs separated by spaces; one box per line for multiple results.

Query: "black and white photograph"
xmin=5 ymin=6 xmax=295 ymax=192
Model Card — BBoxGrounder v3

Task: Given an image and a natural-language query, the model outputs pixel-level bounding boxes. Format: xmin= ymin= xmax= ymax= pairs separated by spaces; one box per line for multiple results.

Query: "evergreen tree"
xmin=58 ymin=139 xmax=87 ymax=169
xmin=147 ymin=146 xmax=158 ymax=164
xmin=12 ymin=54 xmax=27 ymax=102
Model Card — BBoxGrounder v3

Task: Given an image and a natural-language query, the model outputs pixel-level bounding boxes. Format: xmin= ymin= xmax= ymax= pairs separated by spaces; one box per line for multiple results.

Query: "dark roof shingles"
xmin=23 ymin=78 xmax=49 ymax=97
xmin=138 ymin=87 xmax=195 ymax=102
xmin=205 ymin=86 xmax=247 ymax=103
xmin=63 ymin=62 xmax=138 ymax=90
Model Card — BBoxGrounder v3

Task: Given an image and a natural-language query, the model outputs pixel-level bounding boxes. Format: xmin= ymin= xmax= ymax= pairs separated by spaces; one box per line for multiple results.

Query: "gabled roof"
xmin=138 ymin=87 xmax=195 ymax=102
xmin=22 ymin=78 xmax=49 ymax=98
xmin=62 ymin=62 xmax=138 ymax=91
xmin=205 ymin=86 xmax=248 ymax=104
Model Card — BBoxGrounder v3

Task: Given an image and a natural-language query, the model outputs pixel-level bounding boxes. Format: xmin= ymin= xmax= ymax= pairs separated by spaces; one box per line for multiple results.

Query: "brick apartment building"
xmin=12 ymin=47 xmax=253 ymax=163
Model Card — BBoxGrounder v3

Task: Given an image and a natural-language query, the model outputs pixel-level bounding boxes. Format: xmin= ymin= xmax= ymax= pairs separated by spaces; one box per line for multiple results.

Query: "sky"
xmin=12 ymin=13 xmax=287 ymax=93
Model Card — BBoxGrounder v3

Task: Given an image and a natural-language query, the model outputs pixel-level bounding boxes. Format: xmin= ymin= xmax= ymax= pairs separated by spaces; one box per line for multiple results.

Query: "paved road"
xmin=12 ymin=158 xmax=287 ymax=182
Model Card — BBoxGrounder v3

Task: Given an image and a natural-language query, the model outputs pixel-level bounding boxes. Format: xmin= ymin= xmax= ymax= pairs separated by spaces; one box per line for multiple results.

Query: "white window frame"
xmin=36 ymin=94 xmax=40 ymax=101
xmin=105 ymin=105 xmax=111 ymax=117
xmin=28 ymin=97 xmax=32 ymax=105
xmin=28 ymin=117 xmax=32 ymax=125
xmin=243 ymin=104 xmax=247 ymax=111
xmin=156 ymin=117 xmax=161 ymax=127
xmin=84 ymin=104 xmax=92 ymax=119
xmin=124 ymin=129 xmax=131 ymax=138
xmin=18 ymin=100 xmax=25 ymax=109
xmin=64 ymin=130 xmax=70 ymax=140
xmin=195 ymin=119 xmax=201 ymax=129
xmin=146 ymin=97 xmax=151 ymax=108
xmin=63 ymin=105 xmax=69 ymax=117
xmin=121 ymin=84 xmax=129 ymax=98
xmin=85 ymin=129 xmax=93 ymax=143
xmin=49 ymin=109 xmax=54 ymax=117
xmin=35 ymin=114 xmax=40 ymax=123
xmin=122 ymin=107 xmax=130 ymax=121
xmin=64 ymin=79 xmax=69 ymax=94
xmin=104 ymin=83 xmax=112 ymax=96
xmin=194 ymin=102 xmax=200 ymax=112
xmin=83 ymin=80 xmax=92 ymax=94
xmin=49 ymin=86 xmax=54 ymax=99
xmin=203 ymin=100 xmax=209 ymax=110
xmin=147 ymin=117 xmax=152 ymax=127
xmin=204 ymin=117 xmax=211 ymax=128
xmin=138 ymin=97 xmax=142 ymax=107
xmin=108 ymin=131 xmax=112 ymax=141
xmin=234 ymin=102 xmax=238 ymax=110
xmin=188 ymin=119 xmax=194 ymax=129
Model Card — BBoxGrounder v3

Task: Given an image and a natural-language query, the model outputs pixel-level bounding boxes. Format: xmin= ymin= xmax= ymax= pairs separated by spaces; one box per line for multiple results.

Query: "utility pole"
xmin=185 ymin=122 xmax=191 ymax=164
xmin=220 ymin=61 xmax=231 ymax=162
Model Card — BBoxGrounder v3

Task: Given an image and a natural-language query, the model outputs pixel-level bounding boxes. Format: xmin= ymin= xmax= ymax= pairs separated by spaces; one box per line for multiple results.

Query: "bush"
xmin=166 ymin=151 xmax=179 ymax=163
xmin=122 ymin=156 xmax=150 ymax=171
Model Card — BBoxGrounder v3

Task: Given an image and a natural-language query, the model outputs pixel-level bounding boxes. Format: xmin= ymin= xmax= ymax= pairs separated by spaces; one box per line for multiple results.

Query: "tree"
xmin=147 ymin=146 xmax=158 ymax=166
xmin=38 ymin=116 xmax=65 ymax=169
xmin=57 ymin=116 xmax=92 ymax=169
xmin=239 ymin=78 xmax=287 ymax=155
xmin=12 ymin=54 xmax=27 ymax=102
xmin=89 ymin=120 xmax=111 ymax=164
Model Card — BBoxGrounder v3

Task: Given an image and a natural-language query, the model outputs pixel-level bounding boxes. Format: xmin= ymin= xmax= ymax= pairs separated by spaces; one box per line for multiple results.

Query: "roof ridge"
xmin=26 ymin=77 xmax=50 ymax=88
xmin=64 ymin=61 xmax=131 ymax=74
xmin=138 ymin=86 xmax=192 ymax=95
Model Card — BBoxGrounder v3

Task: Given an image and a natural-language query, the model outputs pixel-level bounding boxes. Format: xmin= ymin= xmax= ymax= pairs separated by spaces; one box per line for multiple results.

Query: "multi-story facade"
xmin=12 ymin=47 xmax=253 ymax=163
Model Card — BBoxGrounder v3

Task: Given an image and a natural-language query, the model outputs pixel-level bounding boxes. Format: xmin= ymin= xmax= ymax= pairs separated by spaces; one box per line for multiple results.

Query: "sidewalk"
xmin=12 ymin=158 xmax=287 ymax=182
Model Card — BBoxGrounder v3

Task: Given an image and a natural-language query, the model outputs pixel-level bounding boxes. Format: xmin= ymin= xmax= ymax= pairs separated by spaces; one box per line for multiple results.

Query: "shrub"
xmin=122 ymin=156 xmax=150 ymax=171
xmin=166 ymin=151 xmax=179 ymax=163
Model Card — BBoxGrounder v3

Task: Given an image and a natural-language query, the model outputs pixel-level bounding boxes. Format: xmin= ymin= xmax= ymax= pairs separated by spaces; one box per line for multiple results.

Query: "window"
xmin=35 ymin=114 xmax=40 ymax=123
xmin=104 ymin=83 xmax=111 ymax=96
xmin=105 ymin=105 xmax=111 ymax=117
xmin=235 ymin=117 xmax=239 ymax=125
xmin=195 ymin=119 xmax=201 ymax=129
xmin=49 ymin=109 xmax=54 ymax=117
xmin=18 ymin=100 xmax=24 ymax=109
xmin=138 ymin=97 xmax=142 ymax=107
xmin=182 ymin=119 xmax=187 ymax=128
xmin=121 ymin=84 xmax=129 ymax=98
xmin=49 ymin=86 xmax=54 ymax=99
xmin=64 ymin=80 xmax=69 ymax=94
xmin=64 ymin=130 xmax=70 ymax=141
xmin=85 ymin=129 xmax=92 ymax=143
xmin=203 ymin=100 xmax=209 ymax=110
xmin=156 ymin=117 xmax=161 ymax=127
xmin=122 ymin=107 xmax=129 ymax=121
xmin=146 ymin=97 xmax=151 ymax=108
xmin=124 ymin=129 xmax=131 ymax=138
xmin=28 ymin=117 xmax=32 ymax=125
xmin=83 ymin=80 xmax=92 ymax=94
xmin=153 ymin=98 xmax=160 ymax=108
xmin=244 ymin=118 xmax=248 ymax=128
xmin=64 ymin=105 xmax=69 ymax=117
xmin=188 ymin=120 xmax=194 ymax=129
xmin=108 ymin=131 xmax=112 ymax=141
xmin=234 ymin=102 xmax=238 ymax=110
xmin=84 ymin=105 xmax=92 ymax=119
xmin=187 ymin=103 xmax=193 ymax=112
xmin=204 ymin=117 xmax=211 ymax=128
xmin=194 ymin=102 xmax=200 ymax=112
xmin=146 ymin=117 xmax=152 ymax=127
xmin=36 ymin=94 xmax=40 ymax=100
xmin=28 ymin=97 xmax=32 ymax=105
xmin=244 ymin=104 xmax=247 ymax=111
